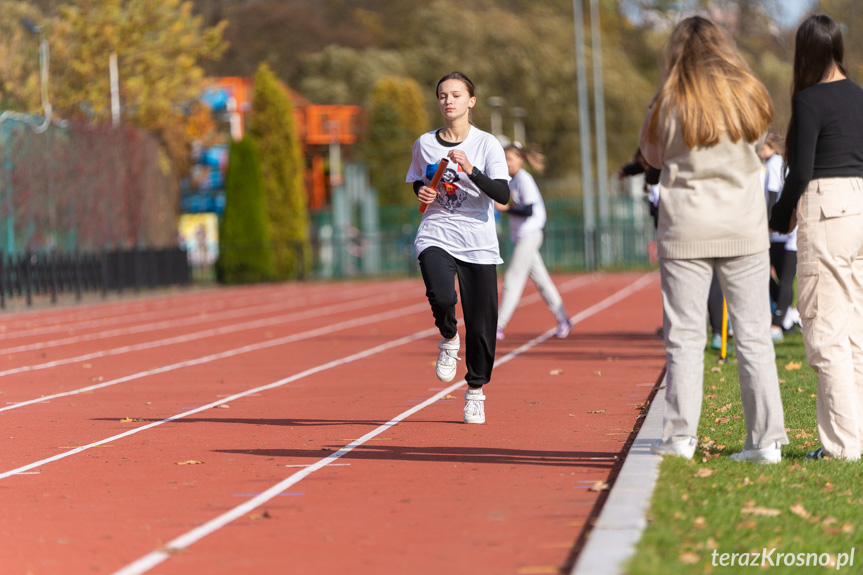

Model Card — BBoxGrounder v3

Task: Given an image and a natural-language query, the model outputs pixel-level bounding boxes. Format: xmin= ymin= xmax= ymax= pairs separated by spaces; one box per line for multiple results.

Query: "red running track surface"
xmin=0 ymin=272 xmax=664 ymax=575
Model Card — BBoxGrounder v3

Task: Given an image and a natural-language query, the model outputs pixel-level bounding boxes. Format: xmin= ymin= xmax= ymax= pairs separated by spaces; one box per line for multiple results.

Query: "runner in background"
xmin=759 ymin=133 xmax=799 ymax=342
xmin=495 ymin=142 xmax=571 ymax=341
xmin=407 ymin=71 xmax=510 ymax=424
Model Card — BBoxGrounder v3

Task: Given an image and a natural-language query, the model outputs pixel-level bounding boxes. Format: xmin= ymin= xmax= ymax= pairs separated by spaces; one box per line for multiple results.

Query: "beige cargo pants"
xmin=796 ymin=177 xmax=863 ymax=460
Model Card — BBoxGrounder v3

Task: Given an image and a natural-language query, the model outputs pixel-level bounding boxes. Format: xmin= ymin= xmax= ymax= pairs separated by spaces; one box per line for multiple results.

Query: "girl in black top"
xmin=770 ymin=14 xmax=863 ymax=461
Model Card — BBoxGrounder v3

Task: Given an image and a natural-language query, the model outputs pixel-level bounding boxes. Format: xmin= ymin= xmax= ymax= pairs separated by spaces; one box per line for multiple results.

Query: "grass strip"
xmin=629 ymin=331 xmax=863 ymax=574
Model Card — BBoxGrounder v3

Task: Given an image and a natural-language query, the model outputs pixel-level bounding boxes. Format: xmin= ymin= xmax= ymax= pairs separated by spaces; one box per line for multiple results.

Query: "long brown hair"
xmin=785 ymin=14 xmax=847 ymax=164
xmin=644 ymin=16 xmax=773 ymax=148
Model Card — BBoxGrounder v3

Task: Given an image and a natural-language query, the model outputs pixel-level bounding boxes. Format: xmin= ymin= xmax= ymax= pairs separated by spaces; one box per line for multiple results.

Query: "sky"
xmin=622 ymin=0 xmax=818 ymax=29
xmin=775 ymin=0 xmax=817 ymax=28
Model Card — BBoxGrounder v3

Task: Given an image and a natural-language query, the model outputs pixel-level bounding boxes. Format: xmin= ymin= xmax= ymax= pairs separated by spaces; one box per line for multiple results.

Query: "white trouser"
xmin=660 ymin=253 xmax=788 ymax=449
xmin=498 ymin=229 xmax=567 ymax=329
xmin=796 ymin=177 xmax=863 ymax=460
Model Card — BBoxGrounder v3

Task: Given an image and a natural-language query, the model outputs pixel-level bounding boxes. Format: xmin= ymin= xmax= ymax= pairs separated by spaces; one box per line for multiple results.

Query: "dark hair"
xmin=785 ymin=14 xmax=847 ymax=163
xmin=436 ymin=71 xmax=475 ymax=98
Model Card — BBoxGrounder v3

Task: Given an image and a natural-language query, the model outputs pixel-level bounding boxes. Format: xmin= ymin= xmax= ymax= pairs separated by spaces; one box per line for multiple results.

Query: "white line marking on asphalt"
xmin=111 ymin=273 xmax=655 ymax=575
xmin=0 ymin=302 xmax=429 ymax=414
xmin=0 ymin=292 xmax=415 ymax=379
xmin=0 ymin=284 xmax=411 ymax=354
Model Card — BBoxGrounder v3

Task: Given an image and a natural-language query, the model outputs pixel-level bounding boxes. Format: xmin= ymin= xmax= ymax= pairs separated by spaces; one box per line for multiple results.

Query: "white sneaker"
xmin=436 ymin=335 xmax=460 ymax=382
xmin=782 ymin=307 xmax=801 ymax=331
xmin=650 ymin=437 xmax=697 ymax=459
xmin=464 ymin=387 xmax=485 ymax=424
xmin=729 ymin=442 xmax=781 ymax=464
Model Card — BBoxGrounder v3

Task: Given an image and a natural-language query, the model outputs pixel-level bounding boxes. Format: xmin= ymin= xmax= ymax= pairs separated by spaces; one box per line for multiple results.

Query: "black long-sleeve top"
xmin=770 ymin=79 xmax=863 ymax=233
xmin=412 ymin=170 xmax=510 ymax=205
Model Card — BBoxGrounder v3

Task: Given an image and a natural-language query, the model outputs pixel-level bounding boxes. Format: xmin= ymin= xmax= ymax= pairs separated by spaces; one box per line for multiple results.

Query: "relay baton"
xmin=418 ymin=159 xmax=449 ymax=213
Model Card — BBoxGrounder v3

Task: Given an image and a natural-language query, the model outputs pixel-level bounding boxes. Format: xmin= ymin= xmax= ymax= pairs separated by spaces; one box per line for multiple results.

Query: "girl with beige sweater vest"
xmin=638 ymin=16 xmax=789 ymax=463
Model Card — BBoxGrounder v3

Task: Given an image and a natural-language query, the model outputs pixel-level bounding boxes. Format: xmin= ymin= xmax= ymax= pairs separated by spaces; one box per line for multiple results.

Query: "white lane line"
xmin=0 ymin=291 xmax=417 ymax=380
xmin=0 ymin=287 xmax=283 ymax=339
xmin=0 ymin=322 xmax=441 ymax=481
xmin=111 ymin=273 xmax=655 ymax=575
xmin=0 ymin=288 xmax=415 ymax=355
xmin=0 ymin=280 xmax=412 ymax=342
xmin=0 ymin=301 xmax=430 ymax=414
xmin=0 ymin=275 xmax=595 ymax=411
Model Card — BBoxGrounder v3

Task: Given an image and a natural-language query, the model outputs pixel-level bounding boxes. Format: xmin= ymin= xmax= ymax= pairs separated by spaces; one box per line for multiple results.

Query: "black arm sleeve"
xmin=472 ymin=171 xmax=510 ymax=204
xmin=769 ymin=98 xmax=817 ymax=233
xmin=412 ymin=181 xmax=423 ymax=196
xmin=619 ymin=162 xmax=646 ymax=177
xmin=645 ymin=166 xmax=661 ymax=186
xmin=507 ymin=203 xmax=533 ymax=217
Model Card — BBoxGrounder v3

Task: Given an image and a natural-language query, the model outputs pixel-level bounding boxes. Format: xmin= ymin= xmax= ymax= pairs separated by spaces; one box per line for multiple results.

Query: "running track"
xmin=0 ymin=273 xmax=664 ymax=574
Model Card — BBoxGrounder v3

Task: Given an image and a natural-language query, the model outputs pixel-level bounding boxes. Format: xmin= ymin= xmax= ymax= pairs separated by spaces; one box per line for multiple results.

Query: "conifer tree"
xmin=217 ymin=139 xmax=274 ymax=283
xmin=247 ymin=62 xmax=311 ymax=279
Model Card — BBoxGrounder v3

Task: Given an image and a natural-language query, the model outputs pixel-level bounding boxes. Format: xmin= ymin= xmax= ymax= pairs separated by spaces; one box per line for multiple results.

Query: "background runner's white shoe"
xmin=436 ymin=335 xmax=460 ymax=382
xmin=464 ymin=387 xmax=485 ymax=424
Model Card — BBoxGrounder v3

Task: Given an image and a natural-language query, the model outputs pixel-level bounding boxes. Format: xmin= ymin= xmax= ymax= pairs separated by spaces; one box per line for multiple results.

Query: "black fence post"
xmin=50 ymin=252 xmax=57 ymax=304
xmin=0 ymin=254 xmax=5 ymax=309
xmin=74 ymin=252 xmax=82 ymax=301
xmin=25 ymin=253 xmax=33 ymax=307
xmin=100 ymin=252 xmax=109 ymax=297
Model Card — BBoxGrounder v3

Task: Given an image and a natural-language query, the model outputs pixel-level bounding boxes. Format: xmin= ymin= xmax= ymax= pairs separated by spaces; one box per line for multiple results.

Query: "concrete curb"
xmin=570 ymin=378 xmax=666 ymax=575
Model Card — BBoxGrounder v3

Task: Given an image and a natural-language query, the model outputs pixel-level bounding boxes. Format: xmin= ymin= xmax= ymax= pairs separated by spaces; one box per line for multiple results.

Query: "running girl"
xmin=495 ymin=143 xmax=571 ymax=340
xmin=406 ymin=71 xmax=510 ymax=424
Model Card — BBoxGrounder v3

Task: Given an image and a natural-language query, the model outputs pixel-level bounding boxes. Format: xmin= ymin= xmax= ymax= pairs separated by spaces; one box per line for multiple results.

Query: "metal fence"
xmin=189 ymin=196 xmax=657 ymax=282
xmin=0 ymin=115 xmax=176 ymax=254
xmin=0 ymin=248 xmax=190 ymax=308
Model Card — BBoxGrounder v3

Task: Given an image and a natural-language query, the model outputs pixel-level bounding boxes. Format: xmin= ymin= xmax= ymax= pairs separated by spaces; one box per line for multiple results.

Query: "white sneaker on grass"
xmin=463 ymin=387 xmax=485 ymax=424
xmin=650 ymin=437 xmax=697 ymax=459
xmin=729 ymin=442 xmax=781 ymax=464
xmin=436 ymin=335 xmax=460 ymax=382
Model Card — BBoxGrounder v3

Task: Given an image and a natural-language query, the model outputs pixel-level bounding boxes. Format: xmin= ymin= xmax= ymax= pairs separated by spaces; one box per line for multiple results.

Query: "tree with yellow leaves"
xmin=50 ymin=0 xmax=226 ymax=176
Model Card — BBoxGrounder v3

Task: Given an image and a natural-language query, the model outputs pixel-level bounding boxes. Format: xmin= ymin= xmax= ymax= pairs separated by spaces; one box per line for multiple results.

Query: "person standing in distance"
xmin=769 ymin=14 xmax=863 ymax=461
xmin=759 ymin=133 xmax=799 ymax=342
xmin=639 ymin=16 xmax=788 ymax=463
xmin=407 ymin=71 xmax=510 ymax=424
xmin=495 ymin=142 xmax=571 ymax=341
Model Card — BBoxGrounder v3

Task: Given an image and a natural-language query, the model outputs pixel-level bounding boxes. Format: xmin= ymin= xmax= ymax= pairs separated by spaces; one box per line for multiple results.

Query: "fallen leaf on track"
xmin=587 ymin=409 xmax=605 ymax=414
xmin=175 ymin=460 xmax=203 ymax=466
xmin=249 ymin=511 xmax=271 ymax=520
xmin=213 ymin=404 xmax=230 ymax=409
xmin=549 ymin=369 xmax=564 ymax=376
xmin=588 ymin=481 xmax=609 ymax=492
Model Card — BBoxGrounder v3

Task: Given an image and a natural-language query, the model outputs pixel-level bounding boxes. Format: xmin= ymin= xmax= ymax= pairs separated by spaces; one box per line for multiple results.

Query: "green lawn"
xmin=629 ymin=331 xmax=863 ymax=574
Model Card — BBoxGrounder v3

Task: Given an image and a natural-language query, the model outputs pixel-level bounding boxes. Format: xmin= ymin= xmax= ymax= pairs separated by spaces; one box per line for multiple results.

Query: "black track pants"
xmin=418 ymin=247 xmax=498 ymax=388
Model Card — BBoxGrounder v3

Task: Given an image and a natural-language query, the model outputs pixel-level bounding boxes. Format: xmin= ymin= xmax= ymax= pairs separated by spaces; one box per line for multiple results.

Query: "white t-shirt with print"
xmin=508 ymin=168 xmax=547 ymax=242
xmin=406 ymin=126 xmax=509 ymax=264
xmin=764 ymin=153 xmax=797 ymax=250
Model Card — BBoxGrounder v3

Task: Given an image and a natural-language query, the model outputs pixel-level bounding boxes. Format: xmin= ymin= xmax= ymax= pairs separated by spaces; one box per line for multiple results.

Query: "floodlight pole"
xmin=590 ymin=0 xmax=610 ymax=265
xmin=110 ymin=51 xmax=120 ymax=126
xmin=572 ymin=0 xmax=595 ymax=270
